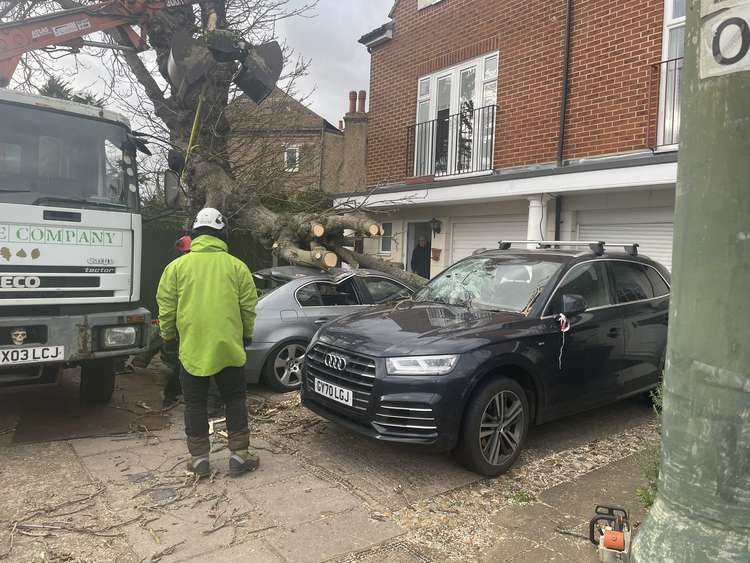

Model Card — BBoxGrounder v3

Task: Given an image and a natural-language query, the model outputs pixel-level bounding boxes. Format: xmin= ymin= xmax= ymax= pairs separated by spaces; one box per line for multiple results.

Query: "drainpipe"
xmin=557 ymin=0 xmax=573 ymax=167
xmin=554 ymin=196 xmax=562 ymax=241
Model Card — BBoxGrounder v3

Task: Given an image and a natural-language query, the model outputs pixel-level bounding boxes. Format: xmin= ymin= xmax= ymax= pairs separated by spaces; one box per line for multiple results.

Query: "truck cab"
xmin=0 ymin=89 xmax=150 ymax=402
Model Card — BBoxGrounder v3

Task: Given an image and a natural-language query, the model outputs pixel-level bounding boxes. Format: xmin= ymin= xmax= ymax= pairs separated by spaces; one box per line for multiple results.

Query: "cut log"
xmin=273 ymin=241 xmax=337 ymax=269
xmin=311 ymin=245 xmax=338 ymax=268
xmin=323 ymin=213 xmax=381 ymax=237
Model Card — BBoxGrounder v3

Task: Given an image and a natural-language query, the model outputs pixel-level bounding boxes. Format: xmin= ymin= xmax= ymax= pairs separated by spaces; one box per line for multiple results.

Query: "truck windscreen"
xmin=0 ymin=102 xmax=137 ymax=210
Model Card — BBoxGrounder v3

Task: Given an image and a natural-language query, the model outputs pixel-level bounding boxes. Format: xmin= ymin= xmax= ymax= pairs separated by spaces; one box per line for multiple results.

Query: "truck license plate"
xmin=0 ymin=346 xmax=65 ymax=366
xmin=314 ymin=378 xmax=353 ymax=407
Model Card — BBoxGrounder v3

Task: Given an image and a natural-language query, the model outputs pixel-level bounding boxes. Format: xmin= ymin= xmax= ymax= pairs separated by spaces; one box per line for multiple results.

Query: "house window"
xmin=411 ymin=52 xmax=499 ymax=178
xmin=417 ymin=0 xmax=443 ymax=10
xmin=284 ymin=146 xmax=300 ymax=172
xmin=658 ymin=0 xmax=686 ymax=147
xmin=379 ymin=222 xmax=393 ymax=254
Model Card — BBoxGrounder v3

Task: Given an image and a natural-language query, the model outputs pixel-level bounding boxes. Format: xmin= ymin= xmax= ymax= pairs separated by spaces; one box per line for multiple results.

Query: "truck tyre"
xmin=80 ymin=358 xmax=116 ymax=404
xmin=455 ymin=376 xmax=529 ymax=477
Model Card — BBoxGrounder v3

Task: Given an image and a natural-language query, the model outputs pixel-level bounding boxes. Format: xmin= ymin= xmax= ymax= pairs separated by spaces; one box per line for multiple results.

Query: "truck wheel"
xmin=80 ymin=358 xmax=116 ymax=404
xmin=455 ymin=377 xmax=529 ymax=477
xmin=262 ymin=341 xmax=307 ymax=392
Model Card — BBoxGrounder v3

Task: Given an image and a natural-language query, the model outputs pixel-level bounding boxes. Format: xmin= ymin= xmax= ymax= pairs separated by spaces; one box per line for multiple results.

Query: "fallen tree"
xmin=3 ymin=0 xmax=427 ymax=287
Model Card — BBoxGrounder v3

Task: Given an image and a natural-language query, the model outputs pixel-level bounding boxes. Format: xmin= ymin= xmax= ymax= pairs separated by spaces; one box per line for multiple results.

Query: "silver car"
xmin=245 ymin=266 xmax=416 ymax=391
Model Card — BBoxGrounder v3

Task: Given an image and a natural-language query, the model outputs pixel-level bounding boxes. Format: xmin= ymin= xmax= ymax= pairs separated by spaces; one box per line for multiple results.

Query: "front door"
xmin=541 ymin=262 xmax=624 ymax=415
xmin=406 ymin=222 xmax=433 ymax=279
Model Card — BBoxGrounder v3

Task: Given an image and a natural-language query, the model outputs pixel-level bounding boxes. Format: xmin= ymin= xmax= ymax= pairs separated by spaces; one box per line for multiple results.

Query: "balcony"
xmin=649 ymin=57 xmax=683 ymax=150
xmin=406 ymin=104 xmax=497 ymax=178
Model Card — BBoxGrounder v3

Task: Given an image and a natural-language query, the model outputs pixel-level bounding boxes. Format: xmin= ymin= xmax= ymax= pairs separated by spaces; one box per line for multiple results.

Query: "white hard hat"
xmin=192 ymin=208 xmax=226 ymax=231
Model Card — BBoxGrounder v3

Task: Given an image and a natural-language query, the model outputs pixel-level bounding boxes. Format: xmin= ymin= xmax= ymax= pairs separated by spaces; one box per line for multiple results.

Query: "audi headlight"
xmin=102 ymin=326 xmax=138 ymax=348
xmin=386 ymin=355 xmax=459 ymax=376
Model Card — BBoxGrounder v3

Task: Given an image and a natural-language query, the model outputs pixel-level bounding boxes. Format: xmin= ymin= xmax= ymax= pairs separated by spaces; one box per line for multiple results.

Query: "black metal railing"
xmin=649 ymin=57 xmax=683 ymax=149
xmin=406 ymin=104 xmax=497 ymax=178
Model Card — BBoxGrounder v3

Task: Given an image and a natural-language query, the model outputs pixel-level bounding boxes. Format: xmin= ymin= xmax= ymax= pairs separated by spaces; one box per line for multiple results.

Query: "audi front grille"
xmin=305 ymin=343 xmax=376 ymax=413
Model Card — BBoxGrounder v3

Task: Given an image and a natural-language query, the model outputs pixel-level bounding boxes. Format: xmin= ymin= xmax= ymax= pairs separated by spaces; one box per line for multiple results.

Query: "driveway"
xmin=0 ymin=366 xmax=658 ymax=562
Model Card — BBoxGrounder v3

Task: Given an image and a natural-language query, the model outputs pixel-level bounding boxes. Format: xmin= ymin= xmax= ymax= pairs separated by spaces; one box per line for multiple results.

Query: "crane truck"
xmin=0 ymin=0 xmax=282 ymax=401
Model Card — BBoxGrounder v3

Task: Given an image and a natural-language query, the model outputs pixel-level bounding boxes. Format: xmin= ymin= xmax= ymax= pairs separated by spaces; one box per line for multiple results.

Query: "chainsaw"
xmin=589 ymin=505 xmax=631 ymax=562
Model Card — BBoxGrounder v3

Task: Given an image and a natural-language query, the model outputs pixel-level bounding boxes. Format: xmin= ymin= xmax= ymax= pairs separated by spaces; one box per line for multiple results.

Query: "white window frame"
xmin=416 ymin=52 xmax=499 ymax=124
xmin=657 ymin=0 xmax=686 ymax=150
xmin=414 ymin=51 xmax=499 ymax=177
xmin=283 ymin=145 xmax=300 ymax=173
xmin=379 ymin=222 xmax=393 ymax=255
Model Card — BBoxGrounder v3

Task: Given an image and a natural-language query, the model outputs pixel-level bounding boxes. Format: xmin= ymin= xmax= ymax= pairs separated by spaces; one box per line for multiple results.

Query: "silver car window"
xmin=296 ymin=278 xmax=360 ymax=307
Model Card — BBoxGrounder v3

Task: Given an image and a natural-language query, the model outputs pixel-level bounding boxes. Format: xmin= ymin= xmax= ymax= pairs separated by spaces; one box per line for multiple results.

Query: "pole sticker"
xmin=701 ymin=0 xmax=750 ymax=78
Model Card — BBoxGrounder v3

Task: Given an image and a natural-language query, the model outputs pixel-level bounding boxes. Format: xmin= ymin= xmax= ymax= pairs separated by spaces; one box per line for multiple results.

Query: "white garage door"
xmin=451 ymin=215 xmax=528 ymax=263
xmin=578 ymin=212 xmax=674 ymax=270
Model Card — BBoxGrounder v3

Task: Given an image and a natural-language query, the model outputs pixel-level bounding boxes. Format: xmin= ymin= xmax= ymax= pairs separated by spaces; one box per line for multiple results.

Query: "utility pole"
xmin=632 ymin=1 xmax=750 ymax=560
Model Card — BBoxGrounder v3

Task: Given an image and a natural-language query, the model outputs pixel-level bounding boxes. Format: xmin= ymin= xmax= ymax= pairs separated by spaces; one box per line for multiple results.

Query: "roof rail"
xmin=497 ymin=240 xmax=639 ymax=257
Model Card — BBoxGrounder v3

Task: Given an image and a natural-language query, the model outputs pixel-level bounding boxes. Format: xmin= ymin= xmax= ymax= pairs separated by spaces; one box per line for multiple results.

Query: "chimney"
xmin=338 ymin=120 xmax=344 ymax=130
xmin=341 ymin=90 xmax=368 ymax=193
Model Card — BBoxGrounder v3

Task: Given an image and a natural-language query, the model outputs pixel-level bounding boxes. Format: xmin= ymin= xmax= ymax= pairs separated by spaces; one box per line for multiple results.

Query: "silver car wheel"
xmin=273 ymin=343 xmax=306 ymax=387
xmin=478 ymin=390 xmax=524 ymax=466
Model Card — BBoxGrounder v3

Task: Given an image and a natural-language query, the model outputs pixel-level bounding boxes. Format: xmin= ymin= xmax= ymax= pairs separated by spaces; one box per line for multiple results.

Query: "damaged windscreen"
xmin=0 ymin=102 xmax=138 ymax=210
xmin=415 ymin=256 xmax=562 ymax=313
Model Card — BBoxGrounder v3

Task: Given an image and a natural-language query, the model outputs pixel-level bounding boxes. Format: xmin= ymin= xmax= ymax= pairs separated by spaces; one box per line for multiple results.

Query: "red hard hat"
xmin=175 ymin=235 xmax=192 ymax=254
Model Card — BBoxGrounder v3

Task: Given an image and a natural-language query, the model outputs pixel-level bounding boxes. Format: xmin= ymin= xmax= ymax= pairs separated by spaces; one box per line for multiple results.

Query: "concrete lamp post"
xmin=632 ymin=1 xmax=750 ymax=560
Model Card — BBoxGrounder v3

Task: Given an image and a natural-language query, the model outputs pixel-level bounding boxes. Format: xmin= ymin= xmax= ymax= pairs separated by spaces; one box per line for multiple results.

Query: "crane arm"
xmin=0 ymin=0 xmax=204 ymax=86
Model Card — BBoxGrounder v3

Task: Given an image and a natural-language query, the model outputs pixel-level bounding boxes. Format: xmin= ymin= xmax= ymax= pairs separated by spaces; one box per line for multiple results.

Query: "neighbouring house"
xmin=227 ymin=88 xmax=368 ymax=196
xmin=343 ymin=0 xmax=684 ymax=277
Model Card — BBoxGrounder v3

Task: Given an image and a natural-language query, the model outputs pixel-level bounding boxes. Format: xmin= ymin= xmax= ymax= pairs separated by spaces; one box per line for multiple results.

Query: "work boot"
xmin=186 ymin=455 xmax=210 ymax=478
xmin=229 ymin=450 xmax=259 ymax=477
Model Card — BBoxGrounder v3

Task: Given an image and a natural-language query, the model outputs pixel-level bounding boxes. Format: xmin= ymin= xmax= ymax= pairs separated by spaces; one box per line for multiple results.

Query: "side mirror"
xmin=562 ymin=294 xmax=587 ymax=316
xmin=164 ymin=170 xmax=181 ymax=209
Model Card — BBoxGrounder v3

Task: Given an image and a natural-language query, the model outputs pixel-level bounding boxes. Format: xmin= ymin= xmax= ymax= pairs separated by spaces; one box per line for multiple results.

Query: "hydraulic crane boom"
xmin=0 ymin=0 xmax=203 ymax=86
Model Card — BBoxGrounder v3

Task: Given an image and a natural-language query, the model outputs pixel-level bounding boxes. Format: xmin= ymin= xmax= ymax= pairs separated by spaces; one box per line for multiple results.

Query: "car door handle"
xmin=607 ymin=328 xmax=620 ymax=338
xmin=314 ymin=318 xmax=329 ymax=325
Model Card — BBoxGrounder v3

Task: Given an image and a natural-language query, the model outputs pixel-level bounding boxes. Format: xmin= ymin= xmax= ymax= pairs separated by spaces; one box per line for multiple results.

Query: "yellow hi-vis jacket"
xmin=156 ymin=235 xmax=258 ymax=376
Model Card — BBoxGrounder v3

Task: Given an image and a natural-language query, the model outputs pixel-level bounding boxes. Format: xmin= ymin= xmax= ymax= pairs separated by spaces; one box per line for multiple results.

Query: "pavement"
xmin=479 ymin=453 xmax=650 ymax=562
xmin=0 ymin=367 xmax=659 ymax=562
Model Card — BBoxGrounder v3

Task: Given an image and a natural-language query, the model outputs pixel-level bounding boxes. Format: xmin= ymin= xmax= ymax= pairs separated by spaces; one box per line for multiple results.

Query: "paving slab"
xmin=264 ymin=508 xmax=403 ymax=563
xmin=0 ymin=441 xmax=138 ymax=562
xmin=241 ymin=473 xmax=360 ymax=527
xmin=181 ymin=538 xmax=285 ymax=562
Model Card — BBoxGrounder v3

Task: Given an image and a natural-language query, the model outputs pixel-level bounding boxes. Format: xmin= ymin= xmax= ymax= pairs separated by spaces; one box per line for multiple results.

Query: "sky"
xmin=276 ymin=0 xmax=393 ymax=124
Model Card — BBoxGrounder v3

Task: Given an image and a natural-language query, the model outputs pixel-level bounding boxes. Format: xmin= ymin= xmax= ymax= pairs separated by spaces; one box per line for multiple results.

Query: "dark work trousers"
xmin=163 ymin=346 xmax=222 ymax=410
xmin=179 ymin=366 xmax=249 ymax=457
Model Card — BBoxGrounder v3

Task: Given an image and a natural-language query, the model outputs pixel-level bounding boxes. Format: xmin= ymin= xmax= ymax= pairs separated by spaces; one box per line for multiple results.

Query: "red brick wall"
xmin=565 ymin=0 xmax=664 ymax=158
xmin=366 ymin=0 xmax=665 ymax=187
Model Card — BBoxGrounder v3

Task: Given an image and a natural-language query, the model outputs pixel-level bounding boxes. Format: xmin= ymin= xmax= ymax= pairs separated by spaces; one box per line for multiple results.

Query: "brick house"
xmin=343 ymin=0 xmax=684 ymax=276
xmin=227 ymin=88 xmax=368 ymax=195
